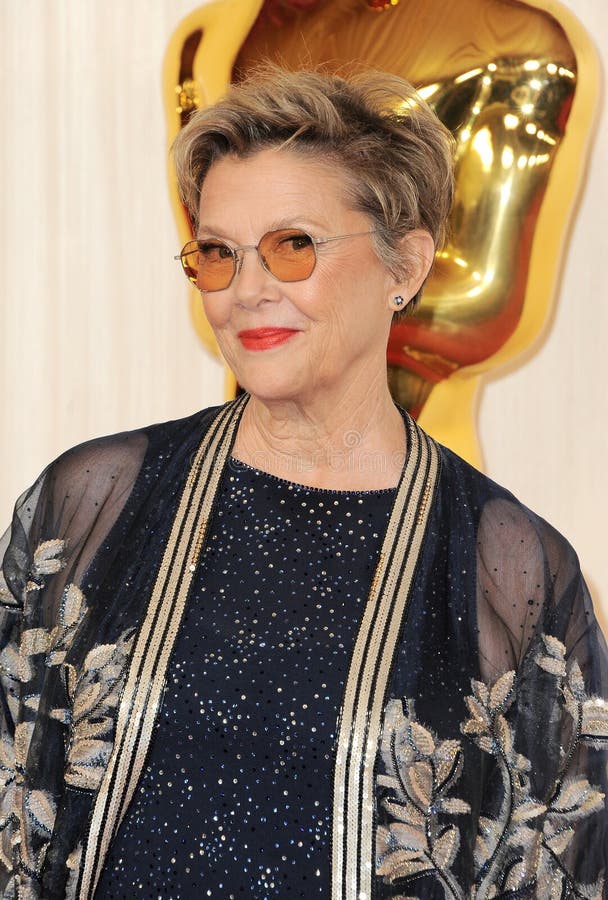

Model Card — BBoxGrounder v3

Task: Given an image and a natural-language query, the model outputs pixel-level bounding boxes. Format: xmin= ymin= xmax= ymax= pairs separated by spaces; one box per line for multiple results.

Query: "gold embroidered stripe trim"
xmin=331 ymin=418 xmax=439 ymax=900
xmin=78 ymin=394 xmax=249 ymax=899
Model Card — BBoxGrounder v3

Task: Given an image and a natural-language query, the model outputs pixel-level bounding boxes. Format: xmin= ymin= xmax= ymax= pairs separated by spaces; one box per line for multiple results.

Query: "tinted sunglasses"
xmin=175 ymin=228 xmax=376 ymax=292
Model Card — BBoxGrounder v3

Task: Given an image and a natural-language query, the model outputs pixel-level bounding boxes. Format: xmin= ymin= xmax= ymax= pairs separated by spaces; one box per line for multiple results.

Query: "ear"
xmin=386 ymin=229 xmax=435 ymax=309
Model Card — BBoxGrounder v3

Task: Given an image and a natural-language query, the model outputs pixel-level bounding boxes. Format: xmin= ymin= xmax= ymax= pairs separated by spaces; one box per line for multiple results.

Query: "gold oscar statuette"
xmin=164 ymin=0 xmax=599 ymax=467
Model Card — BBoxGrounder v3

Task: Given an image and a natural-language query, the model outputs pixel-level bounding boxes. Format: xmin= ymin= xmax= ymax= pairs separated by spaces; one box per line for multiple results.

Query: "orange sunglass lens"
xmin=260 ymin=230 xmax=316 ymax=281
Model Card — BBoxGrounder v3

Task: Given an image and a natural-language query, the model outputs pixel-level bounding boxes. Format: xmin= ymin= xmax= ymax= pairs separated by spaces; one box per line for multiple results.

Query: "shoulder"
xmin=2 ymin=403 xmax=229 ymax=603
xmin=45 ymin=403 xmax=225 ymax=491
xmin=431 ymin=439 xmax=590 ymax=678
xmin=434 ymin=439 xmax=581 ymax=585
xmin=12 ymin=403 xmax=228 ymax=544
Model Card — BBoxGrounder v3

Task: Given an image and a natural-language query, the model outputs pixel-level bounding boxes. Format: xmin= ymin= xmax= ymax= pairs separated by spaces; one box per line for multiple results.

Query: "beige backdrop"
xmin=1 ymin=1 xmax=606 ymax=615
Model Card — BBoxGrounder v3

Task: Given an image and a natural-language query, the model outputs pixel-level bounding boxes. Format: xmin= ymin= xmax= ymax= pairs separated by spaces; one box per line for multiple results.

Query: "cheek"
xmin=200 ymin=298 xmax=241 ymax=366
xmin=201 ymin=295 xmax=230 ymax=330
xmin=300 ymin=266 xmax=353 ymax=320
xmin=306 ymin=266 xmax=379 ymax=337
xmin=212 ymin=313 xmax=258 ymax=370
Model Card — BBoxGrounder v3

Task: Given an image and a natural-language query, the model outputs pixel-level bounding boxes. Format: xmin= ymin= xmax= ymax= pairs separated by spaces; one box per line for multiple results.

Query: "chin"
xmin=237 ymin=370 xmax=307 ymax=404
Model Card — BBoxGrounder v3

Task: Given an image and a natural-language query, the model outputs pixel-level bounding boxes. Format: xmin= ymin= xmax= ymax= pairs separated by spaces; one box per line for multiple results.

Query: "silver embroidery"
xmin=0 ymin=540 xmax=134 ymax=896
xmin=376 ymin=634 xmax=607 ymax=898
xmin=63 ymin=628 xmax=135 ymax=792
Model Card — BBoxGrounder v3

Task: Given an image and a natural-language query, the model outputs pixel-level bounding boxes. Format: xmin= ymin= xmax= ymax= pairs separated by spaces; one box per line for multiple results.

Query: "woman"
xmin=0 ymin=67 xmax=606 ymax=899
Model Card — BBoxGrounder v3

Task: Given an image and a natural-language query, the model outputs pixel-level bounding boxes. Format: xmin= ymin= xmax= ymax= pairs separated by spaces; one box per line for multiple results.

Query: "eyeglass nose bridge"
xmin=232 ymin=242 xmax=271 ymax=279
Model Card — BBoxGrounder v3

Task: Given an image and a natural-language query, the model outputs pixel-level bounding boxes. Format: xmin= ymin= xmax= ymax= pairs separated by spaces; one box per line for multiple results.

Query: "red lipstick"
xmin=237 ymin=328 xmax=299 ymax=351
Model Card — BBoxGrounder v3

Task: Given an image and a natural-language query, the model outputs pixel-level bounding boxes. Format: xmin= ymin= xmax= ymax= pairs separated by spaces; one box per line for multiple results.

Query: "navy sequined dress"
xmin=97 ymin=456 xmax=396 ymax=899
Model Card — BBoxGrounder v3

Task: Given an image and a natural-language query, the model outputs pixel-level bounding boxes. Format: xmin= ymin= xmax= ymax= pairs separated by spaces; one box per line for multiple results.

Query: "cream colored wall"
xmin=1 ymin=1 xmax=606 ymax=612
xmin=0 ymin=0 xmax=225 ymax=508
xmin=479 ymin=1 xmax=608 ymax=620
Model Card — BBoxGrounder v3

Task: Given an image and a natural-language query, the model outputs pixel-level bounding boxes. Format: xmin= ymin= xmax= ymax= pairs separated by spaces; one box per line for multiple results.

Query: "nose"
xmin=231 ymin=246 xmax=277 ymax=306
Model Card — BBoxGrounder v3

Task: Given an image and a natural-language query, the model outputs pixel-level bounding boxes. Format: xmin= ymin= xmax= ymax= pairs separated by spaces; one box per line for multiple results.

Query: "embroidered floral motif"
xmin=47 ymin=583 xmax=88 ymax=666
xmin=62 ymin=629 xmax=135 ymax=791
xmin=0 ymin=570 xmax=13 ymax=609
xmin=31 ymin=540 xmax=67 ymax=580
xmin=19 ymin=789 xmax=57 ymax=885
xmin=0 ymin=540 xmax=134 ymax=896
xmin=0 ymin=539 xmax=69 ymax=897
xmin=376 ymin=634 xmax=608 ymax=899
xmin=376 ymin=699 xmax=471 ymax=897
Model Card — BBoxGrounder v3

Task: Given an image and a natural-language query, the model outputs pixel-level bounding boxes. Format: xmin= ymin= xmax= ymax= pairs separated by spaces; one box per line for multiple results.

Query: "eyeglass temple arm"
xmin=313 ymin=230 xmax=377 ymax=246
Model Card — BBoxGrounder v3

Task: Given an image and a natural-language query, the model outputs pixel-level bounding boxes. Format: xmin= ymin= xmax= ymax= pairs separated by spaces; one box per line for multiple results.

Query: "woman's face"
xmin=197 ymin=148 xmax=398 ymax=406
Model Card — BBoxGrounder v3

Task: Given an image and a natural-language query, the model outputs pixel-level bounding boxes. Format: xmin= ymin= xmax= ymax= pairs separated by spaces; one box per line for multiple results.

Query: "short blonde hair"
xmin=172 ymin=65 xmax=454 ymax=310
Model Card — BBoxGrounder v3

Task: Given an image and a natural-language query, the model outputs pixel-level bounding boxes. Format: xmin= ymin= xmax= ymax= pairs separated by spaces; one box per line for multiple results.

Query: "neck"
xmin=232 ymin=376 xmax=406 ymax=491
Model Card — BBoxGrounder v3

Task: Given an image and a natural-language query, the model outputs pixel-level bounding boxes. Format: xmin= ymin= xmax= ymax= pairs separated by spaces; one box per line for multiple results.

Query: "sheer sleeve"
xmin=0 ymin=431 xmax=148 ymax=893
xmin=474 ymin=496 xmax=608 ymax=892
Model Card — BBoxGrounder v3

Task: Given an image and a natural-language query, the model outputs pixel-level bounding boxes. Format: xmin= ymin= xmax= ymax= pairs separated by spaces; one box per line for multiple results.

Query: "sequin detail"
xmin=97 ymin=457 xmax=396 ymax=897
xmin=376 ymin=634 xmax=608 ymax=899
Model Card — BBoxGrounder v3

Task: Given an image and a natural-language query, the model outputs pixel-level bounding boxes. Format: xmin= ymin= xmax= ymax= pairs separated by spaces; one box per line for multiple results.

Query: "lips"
xmin=237 ymin=327 xmax=300 ymax=350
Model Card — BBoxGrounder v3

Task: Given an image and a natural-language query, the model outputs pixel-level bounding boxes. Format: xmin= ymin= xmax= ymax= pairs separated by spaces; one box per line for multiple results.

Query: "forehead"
xmin=198 ymin=147 xmax=355 ymax=231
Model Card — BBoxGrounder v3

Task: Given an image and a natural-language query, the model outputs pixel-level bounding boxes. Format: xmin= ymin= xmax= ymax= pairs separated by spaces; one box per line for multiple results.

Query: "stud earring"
xmin=393 ymin=295 xmax=405 ymax=307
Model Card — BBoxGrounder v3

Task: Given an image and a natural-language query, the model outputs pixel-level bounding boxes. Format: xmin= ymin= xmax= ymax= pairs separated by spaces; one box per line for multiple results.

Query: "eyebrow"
xmin=196 ymin=224 xmax=235 ymax=240
xmin=196 ymin=215 xmax=331 ymax=241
